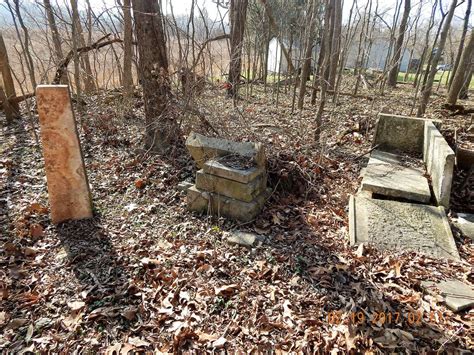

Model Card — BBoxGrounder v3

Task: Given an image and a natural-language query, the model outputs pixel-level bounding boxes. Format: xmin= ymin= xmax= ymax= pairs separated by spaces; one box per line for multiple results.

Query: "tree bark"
xmin=10 ymin=0 xmax=36 ymax=88
xmin=227 ymin=0 xmax=249 ymax=98
xmin=315 ymin=0 xmax=334 ymax=141
xmin=417 ymin=0 xmax=457 ymax=116
xmin=71 ymin=0 xmax=95 ymax=93
xmin=132 ymin=0 xmax=176 ymax=154
xmin=43 ymin=0 xmax=68 ymax=84
xmin=0 ymin=32 xmax=19 ymax=115
xmin=459 ymin=69 xmax=472 ymax=99
xmin=297 ymin=0 xmax=317 ymax=109
xmin=448 ymin=0 xmax=471 ymax=90
xmin=122 ymin=0 xmax=134 ymax=96
xmin=328 ymin=0 xmax=342 ymax=90
xmin=387 ymin=0 xmax=411 ymax=87
xmin=446 ymin=29 xmax=474 ymax=105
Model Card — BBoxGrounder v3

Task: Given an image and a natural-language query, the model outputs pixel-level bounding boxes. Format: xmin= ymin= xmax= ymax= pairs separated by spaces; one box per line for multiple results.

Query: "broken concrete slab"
xmin=226 ymin=231 xmax=258 ymax=247
xmin=361 ymin=150 xmax=431 ymax=203
xmin=186 ymin=132 xmax=265 ymax=169
xmin=452 ymin=213 xmax=474 ymax=241
xmin=195 ymin=169 xmax=266 ymax=202
xmin=422 ymin=280 xmax=474 ymax=312
xmin=349 ymin=195 xmax=459 ymax=260
xmin=187 ymin=185 xmax=270 ymax=222
xmin=203 ymin=158 xmax=265 ymax=184
xmin=373 ymin=114 xmax=439 ymax=154
xmin=36 ymin=85 xmax=93 ymax=224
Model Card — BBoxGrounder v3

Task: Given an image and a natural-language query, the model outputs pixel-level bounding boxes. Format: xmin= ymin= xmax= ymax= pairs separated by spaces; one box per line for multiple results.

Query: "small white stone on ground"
xmin=226 ymin=231 xmax=257 ymax=247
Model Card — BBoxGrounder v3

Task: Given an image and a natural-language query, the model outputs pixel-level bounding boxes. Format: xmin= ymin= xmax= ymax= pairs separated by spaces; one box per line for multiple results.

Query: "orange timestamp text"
xmin=326 ymin=310 xmax=445 ymax=326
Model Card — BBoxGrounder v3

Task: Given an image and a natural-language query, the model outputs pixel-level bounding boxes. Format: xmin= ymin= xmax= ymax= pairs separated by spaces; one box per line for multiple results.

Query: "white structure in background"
xmin=267 ymin=38 xmax=283 ymax=73
xmin=267 ymin=37 xmax=303 ymax=74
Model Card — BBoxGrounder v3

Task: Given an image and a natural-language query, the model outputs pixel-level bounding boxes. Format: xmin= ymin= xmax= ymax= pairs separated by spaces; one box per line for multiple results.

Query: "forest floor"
xmin=1 ymin=79 xmax=473 ymax=353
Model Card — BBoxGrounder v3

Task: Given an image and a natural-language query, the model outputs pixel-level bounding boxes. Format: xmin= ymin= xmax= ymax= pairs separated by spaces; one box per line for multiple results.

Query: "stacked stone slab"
xmin=185 ymin=133 xmax=269 ymax=222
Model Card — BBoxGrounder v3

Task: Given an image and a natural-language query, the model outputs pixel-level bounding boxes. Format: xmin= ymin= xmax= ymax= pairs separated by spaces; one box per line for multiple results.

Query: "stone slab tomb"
xmin=185 ymin=133 xmax=269 ymax=222
xmin=362 ymin=114 xmax=454 ymax=208
xmin=349 ymin=196 xmax=459 ymax=260
xmin=36 ymin=85 xmax=92 ymax=224
xmin=350 ymin=113 xmax=459 ymax=259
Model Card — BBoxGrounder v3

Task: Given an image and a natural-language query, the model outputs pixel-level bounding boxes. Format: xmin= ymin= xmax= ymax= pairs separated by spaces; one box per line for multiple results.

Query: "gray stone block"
xmin=186 ymin=132 xmax=265 ymax=169
xmin=373 ymin=113 xmax=439 ymax=154
xmin=196 ymin=170 xmax=266 ymax=202
xmin=423 ymin=122 xmax=454 ymax=208
xmin=349 ymin=195 xmax=460 ymax=260
xmin=187 ymin=185 xmax=270 ymax=222
xmin=361 ymin=150 xmax=431 ymax=203
xmin=452 ymin=213 xmax=474 ymax=240
xmin=422 ymin=280 xmax=474 ymax=312
xmin=203 ymin=158 xmax=265 ymax=183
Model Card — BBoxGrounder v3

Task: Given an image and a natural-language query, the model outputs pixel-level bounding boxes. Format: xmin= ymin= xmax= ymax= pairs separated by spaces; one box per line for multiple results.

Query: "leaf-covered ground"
xmin=1 ymin=81 xmax=473 ymax=352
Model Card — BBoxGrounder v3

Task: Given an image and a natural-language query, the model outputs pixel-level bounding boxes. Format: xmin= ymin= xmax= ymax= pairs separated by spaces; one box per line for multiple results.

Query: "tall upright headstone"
xmin=36 ymin=85 xmax=92 ymax=224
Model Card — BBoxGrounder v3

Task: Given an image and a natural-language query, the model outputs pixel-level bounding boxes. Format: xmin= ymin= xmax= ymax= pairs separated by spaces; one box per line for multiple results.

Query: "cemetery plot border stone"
xmin=349 ymin=195 xmax=460 ymax=260
xmin=423 ymin=122 xmax=455 ymax=209
xmin=36 ymin=85 xmax=93 ymax=224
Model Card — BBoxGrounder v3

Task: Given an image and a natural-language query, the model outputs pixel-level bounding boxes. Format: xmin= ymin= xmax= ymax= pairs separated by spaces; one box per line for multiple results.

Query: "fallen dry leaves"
xmin=0 ymin=82 xmax=472 ymax=353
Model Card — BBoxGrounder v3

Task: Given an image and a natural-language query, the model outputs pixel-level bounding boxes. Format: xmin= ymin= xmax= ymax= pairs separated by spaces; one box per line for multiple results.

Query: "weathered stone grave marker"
xmin=36 ymin=85 xmax=92 ymax=224
xmin=185 ymin=133 xmax=269 ymax=222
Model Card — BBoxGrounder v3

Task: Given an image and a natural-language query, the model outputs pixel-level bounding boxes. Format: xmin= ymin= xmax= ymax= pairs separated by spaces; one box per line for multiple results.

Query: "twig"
xmin=351 ymin=144 xmax=381 ymax=161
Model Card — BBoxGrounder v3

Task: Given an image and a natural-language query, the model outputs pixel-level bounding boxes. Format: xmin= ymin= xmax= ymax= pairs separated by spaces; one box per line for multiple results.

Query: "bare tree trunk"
xmin=297 ymin=0 xmax=317 ymax=109
xmin=328 ymin=0 xmax=342 ymax=90
xmin=315 ymin=0 xmax=333 ymax=141
xmin=459 ymin=69 xmax=472 ymax=99
xmin=43 ymin=0 xmax=67 ymax=84
xmin=0 ymin=87 xmax=14 ymax=124
xmin=446 ymin=29 xmax=474 ymax=105
xmin=227 ymin=0 xmax=249 ymax=99
xmin=122 ymin=0 xmax=133 ymax=96
xmin=417 ymin=0 xmax=457 ymax=116
xmin=448 ymin=0 xmax=471 ymax=90
xmin=0 ymin=32 xmax=19 ymax=116
xmin=387 ymin=0 xmax=411 ymax=87
xmin=7 ymin=0 xmax=37 ymax=89
xmin=71 ymin=0 xmax=95 ymax=93
xmin=132 ymin=0 xmax=176 ymax=154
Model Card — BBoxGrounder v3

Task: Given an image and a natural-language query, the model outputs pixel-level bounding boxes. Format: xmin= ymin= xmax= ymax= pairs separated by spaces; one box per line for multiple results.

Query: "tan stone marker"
xmin=36 ymin=85 xmax=93 ymax=224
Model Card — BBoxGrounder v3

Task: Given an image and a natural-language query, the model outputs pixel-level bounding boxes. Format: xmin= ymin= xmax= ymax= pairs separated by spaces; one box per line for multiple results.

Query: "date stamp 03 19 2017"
xmin=326 ymin=310 xmax=446 ymax=326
